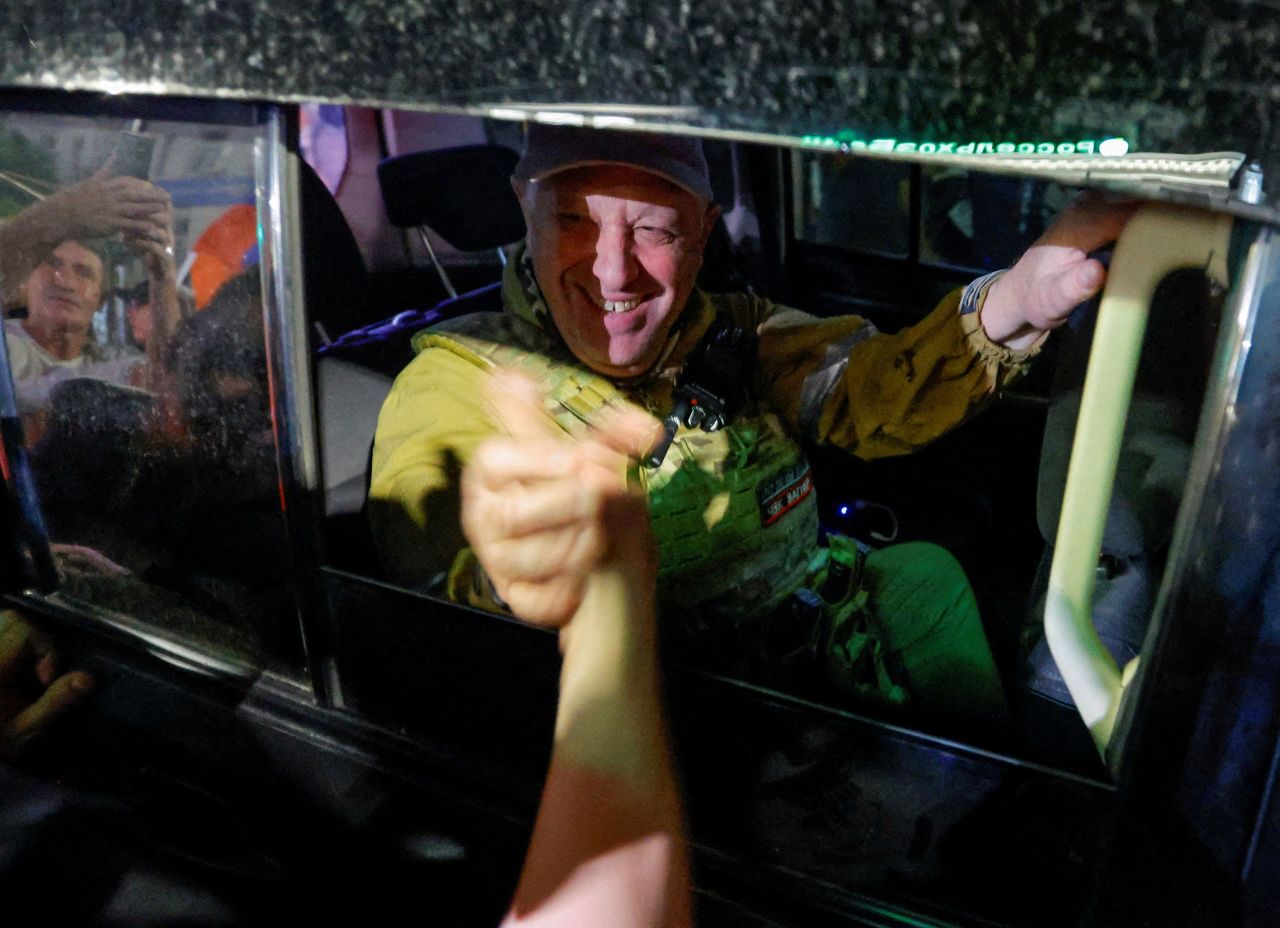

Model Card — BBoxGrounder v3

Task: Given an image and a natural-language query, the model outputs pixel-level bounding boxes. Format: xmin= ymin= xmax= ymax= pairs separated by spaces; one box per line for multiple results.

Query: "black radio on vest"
xmin=646 ymin=319 xmax=758 ymax=468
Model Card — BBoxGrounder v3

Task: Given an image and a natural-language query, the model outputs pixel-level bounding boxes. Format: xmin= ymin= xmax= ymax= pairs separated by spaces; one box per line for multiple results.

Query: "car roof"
xmin=1 ymin=2 xmax=1277 ymax=216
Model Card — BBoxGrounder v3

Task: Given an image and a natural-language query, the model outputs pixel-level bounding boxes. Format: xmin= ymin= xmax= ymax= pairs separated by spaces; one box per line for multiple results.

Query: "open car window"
xmin=0 ymin=104 xmax=304 ymax=676
xmin=307 ymin=113 xmax=1234 ymax=779
xmin=0 ymin=55 xmax=1271 ymax=922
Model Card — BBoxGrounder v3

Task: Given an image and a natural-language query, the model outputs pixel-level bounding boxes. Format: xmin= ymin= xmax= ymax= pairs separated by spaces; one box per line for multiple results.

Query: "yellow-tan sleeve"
xmin=367 ymin=347 xmax=499 ymax=588
xmin=756 ymin=288 xmax=1042 ymax=460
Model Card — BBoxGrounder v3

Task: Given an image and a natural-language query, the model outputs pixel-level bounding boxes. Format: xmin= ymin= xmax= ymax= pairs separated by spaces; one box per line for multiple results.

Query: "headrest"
xmin=378 ymin=145 xmax=526 ymax=251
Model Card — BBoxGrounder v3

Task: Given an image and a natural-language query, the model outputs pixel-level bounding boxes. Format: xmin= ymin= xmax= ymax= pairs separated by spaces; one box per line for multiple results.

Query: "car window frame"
xmin=0 ymin=90 xmax=319 ymax=694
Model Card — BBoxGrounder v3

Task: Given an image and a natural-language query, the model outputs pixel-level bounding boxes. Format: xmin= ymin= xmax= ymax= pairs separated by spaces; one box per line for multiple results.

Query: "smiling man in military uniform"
xmin=369 ymin=126 xmax=1131 ymax=730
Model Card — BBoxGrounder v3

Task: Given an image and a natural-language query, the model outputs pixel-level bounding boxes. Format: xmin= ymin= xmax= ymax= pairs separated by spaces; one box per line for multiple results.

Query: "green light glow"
xmin=799 ymin=136 xmax=1133 ymax=157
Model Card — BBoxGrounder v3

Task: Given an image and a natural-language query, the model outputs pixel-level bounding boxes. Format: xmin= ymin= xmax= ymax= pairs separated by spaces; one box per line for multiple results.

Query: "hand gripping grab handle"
xmin=1044 ymin=203 xmax=1232 ymax=762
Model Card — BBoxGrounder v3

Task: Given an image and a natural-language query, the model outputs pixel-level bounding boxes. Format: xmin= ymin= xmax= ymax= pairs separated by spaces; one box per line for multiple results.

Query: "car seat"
xmin=317 ymin=145 xmax=528 ymax=574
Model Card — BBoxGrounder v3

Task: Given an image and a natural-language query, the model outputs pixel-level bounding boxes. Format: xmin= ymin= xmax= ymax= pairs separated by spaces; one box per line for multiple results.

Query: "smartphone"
xmin=111 ymin=131 xmax=155 ymax=180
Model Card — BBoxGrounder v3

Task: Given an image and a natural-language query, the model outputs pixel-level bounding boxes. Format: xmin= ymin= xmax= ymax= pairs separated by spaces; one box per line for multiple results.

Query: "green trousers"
xmin=827 ymin=541 xmax=1008 ymax=729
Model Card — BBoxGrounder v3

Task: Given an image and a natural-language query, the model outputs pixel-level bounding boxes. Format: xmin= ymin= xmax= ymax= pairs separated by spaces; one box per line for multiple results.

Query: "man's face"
xmin=520 ymin=166 xmax=715 ymax=378
xmin=25 ymin=240 xmax=105 ymax=340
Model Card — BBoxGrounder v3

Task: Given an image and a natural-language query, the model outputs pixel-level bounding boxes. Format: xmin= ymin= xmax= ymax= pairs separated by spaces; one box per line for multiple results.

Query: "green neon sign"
xmin=799 ymin=136 xmax=1132 ymax=157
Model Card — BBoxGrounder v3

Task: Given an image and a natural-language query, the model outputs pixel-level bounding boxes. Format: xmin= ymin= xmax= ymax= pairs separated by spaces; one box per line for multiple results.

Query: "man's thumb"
xmin=489 ymin=369 xmax=559 ymax=442
xmin=592 ymin=404 xmax=665 ymax=464
xmin=1044 ymin=258 xmax=1105 ymax=326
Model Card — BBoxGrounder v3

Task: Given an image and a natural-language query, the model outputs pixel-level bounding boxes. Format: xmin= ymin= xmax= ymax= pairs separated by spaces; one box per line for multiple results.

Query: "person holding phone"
xmin=0 ymin=156 xmax=179 ymax=410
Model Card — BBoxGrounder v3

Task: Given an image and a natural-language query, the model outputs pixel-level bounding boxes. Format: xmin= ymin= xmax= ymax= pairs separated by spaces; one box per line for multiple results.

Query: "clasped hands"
xmin=460 ymin=372 xmax=664 ymax=629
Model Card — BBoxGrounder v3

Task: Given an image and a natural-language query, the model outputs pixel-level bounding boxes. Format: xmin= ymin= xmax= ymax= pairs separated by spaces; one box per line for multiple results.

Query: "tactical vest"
xmin=416 ymin=311 xmax=819 ymax=620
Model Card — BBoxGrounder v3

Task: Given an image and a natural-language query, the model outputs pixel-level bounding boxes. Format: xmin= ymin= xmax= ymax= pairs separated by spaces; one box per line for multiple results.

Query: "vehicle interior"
xmin=307 ymin=107 xmax=1225 ymax=765
xmin=0 ymin=94 xmax=1271 ymax=927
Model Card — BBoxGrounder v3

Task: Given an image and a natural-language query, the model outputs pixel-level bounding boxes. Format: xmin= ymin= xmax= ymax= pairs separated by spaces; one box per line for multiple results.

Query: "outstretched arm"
xmin=465 ymin=373 xmax=690 ymax=928
xmin=122 ymin=197 xmax=181 ymax=393
xmin=756 ymin=195 xmax=1139 ymax=459
xmin=506 ymin=509 xmax=690 ymax=928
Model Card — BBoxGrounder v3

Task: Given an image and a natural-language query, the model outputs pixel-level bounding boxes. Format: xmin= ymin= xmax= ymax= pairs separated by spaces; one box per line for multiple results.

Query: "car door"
xmin=0 ymin=92 xmax=542 ymax=926
xmin=2 ymin=3 xmax=1279 ymax=922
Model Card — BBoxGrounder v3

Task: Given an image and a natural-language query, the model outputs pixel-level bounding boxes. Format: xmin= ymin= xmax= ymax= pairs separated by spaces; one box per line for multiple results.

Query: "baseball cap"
xmin=512 ymin=124 xmax=714 ymax=203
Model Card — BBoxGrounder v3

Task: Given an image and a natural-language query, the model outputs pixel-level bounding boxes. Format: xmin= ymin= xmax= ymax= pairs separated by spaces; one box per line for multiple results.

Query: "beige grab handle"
xmin=1044 ymin=204 xmax=1232 ymax=759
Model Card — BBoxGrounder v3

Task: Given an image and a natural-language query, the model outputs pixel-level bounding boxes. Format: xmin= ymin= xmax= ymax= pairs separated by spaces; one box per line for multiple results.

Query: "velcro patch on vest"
xmin=757 ymin=461 xmax=813 ymax=527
